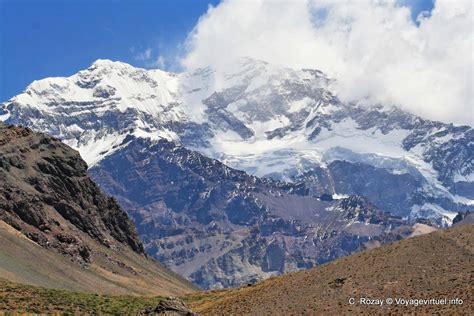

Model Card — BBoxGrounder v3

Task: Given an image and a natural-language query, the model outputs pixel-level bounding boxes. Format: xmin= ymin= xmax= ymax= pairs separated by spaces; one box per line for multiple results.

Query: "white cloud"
xmin=135 ymin=48 xmax=153 ymax=61
xmin=134 ymin=48 xmax=167 ymax=69
xmin=181 ymin=0 xmax=473 ymax=125
xmin=152 ymin=55 xmax=166 ymax=68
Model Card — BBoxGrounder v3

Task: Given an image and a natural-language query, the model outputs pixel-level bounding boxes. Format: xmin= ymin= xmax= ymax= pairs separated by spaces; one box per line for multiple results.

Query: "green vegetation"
xmin=0 ymin=279 xmax=164 ymax=314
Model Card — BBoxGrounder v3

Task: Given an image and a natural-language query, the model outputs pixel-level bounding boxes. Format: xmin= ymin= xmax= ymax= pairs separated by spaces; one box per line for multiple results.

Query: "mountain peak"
xmin=89 ymin=58 xmax=134 ymax=69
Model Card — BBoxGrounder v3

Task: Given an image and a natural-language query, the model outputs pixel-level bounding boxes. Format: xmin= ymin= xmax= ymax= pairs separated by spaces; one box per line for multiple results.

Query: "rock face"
xmin=0 ymin=123 xmax=143 ymax=261
xmin=139 ymin=297 xmax=195 ymax=316
xmin=0 ymin=123 xmax=197 ymax=296
xmin=89 ymin=136 xmax=412 ymax=289
xmin=154 ymin=298 xmax=195 ymax=316
xmin=452 ymin=211 xmax=474 ymax=226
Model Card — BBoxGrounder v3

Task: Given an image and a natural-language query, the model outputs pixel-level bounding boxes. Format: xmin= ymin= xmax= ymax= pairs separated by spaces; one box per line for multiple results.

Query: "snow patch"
xmin=69 ymin=133 xmax=128 ymax=167
xmin=452 ymin=195 xmax=474 ymax=206
xmin=411 ymin=203 xmax=457 ymax=220
xmin=332 ymin=193 xmax=350 ymax=200
xmin=454 ymin=172 xmax=474 ymax=182
xmin=288 ymin=97 xmax=315 ymax=113
xmin=0 ymin=111 xmax=10 ymax=121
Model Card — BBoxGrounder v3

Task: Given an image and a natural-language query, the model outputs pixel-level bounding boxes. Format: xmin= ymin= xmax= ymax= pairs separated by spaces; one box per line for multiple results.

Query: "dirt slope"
xmin=188 ymin=224 xmax=473 ymax=315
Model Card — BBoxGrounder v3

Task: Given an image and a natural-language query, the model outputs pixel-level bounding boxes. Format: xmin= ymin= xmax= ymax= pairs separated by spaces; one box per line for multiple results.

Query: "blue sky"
xmin=0 ymin=0 xmax=434 ymax=102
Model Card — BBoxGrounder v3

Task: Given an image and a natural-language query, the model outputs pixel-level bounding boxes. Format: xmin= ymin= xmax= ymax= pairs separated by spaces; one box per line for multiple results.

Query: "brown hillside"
xmin=0 ymin=219 xmax=196 ymax=296
xmin=0 ymin=123 xmax=197 ymax=296
xmin=188 ymin=224 xmax=473 ymax=315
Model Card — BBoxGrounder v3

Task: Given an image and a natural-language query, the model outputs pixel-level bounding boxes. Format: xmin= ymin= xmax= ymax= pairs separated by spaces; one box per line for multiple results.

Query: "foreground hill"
xmin=0 ymin=123 xmax=196 ymax=295
xmin=188 ymin=223 xmax=473 ymax=315
xmin=2 ymin=221 xmax=470 ymax=314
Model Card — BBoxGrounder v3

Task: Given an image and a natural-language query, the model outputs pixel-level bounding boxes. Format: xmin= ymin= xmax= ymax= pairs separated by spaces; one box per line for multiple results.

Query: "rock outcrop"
xmin=0 ymin=123 xmax=143 ymax=261
xmin=138 ymin=298 xmax=195 ymax=316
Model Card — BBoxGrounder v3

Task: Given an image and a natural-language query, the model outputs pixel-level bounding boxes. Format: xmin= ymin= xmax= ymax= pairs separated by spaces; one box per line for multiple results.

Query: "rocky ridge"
xmin=0 ymin=123 xmax=197 ymax=295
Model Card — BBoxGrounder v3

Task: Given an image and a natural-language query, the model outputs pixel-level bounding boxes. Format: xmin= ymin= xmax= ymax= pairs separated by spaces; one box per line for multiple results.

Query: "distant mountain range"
xmin=1 ymin=58 xmax=472 ymax=288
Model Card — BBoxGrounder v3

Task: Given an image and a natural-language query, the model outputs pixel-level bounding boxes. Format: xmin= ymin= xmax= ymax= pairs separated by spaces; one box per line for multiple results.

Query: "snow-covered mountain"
xmin=2 ymin=58 xmax=472 ymax=223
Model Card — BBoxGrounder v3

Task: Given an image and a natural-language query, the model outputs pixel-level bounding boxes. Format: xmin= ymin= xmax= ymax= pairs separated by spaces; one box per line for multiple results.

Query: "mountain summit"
xmin=2 ymin=58 xmax=472 ymax=222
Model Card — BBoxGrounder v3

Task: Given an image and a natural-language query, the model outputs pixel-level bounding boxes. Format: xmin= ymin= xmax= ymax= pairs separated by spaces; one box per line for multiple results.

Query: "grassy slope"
xmin=187 ymin=224 xmax=473 ymax=315
xmin=0 ymin=279 xmax=163 ymax=314
xmin=0 ymin=220 xmax=197 ymax=297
